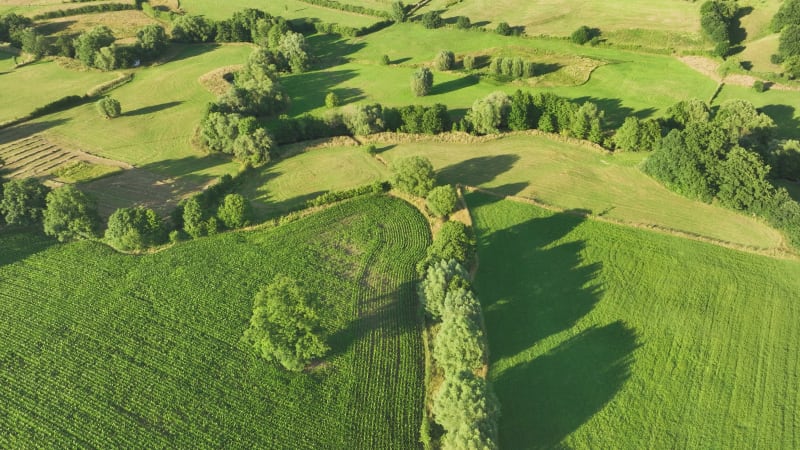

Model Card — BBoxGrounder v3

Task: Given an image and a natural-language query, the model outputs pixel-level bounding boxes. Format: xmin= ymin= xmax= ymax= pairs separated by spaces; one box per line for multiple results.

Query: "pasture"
xmin=0 ymin=194 xmax=429 ymax=449
xmin=377 ymin=133 xmax=785 ymax=251
xmin=468 ymin=192 xmax=800 ymax=449
xmin=179 ymin=0 xmax=381 ymax=28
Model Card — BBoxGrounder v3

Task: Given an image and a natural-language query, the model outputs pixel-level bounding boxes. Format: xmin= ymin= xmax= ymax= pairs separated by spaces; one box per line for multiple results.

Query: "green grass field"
xmin=0 ymin=54 xmax=116 ymax=123
xmin=713 ymin=83 xmax=800 ymax=140
xmin=240 ymin=145 xmax=390 ymax=218
xmin=377 ymin=134 xmax=785 ymax=250
xmin=468 ymin=192 xmax=800 ymax=449
xmin=180 ymin=0 xmax=380 ymax=27
xmin=0 ymin=194 xmax=429 ymax=448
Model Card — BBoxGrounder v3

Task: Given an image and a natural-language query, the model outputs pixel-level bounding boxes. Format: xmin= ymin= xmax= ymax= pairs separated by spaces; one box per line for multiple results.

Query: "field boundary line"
xmin=463 ymin=185 xmax=798 ymax=260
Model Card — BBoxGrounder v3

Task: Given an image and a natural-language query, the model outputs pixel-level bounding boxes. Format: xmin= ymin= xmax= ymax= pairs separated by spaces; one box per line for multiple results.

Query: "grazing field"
xmin=27 ymin=44 xmax=249 ymax=180
xmin=468 ymin=192 xmax=800 ymax=449
xmin=179 ymin=0 xmax=381 ymax=28
xmin=0 ymin=54 xmax=116 ymax=124
xmin=378 ymin=133 xmax=785 ymax=251
xmin=240 ymin=144 xmax=389 ymax=219
xmin=0 ymin=194 xmax=429 ymax=449
xmin=284 ymin=27 xmax=718 ymax=126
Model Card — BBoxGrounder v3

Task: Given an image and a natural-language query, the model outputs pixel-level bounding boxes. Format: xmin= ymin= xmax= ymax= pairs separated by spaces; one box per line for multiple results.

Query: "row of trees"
xmin=70 ymin=24 xmax=168 ymax=70
xmin=642 ymin=98 xmax=800 ymax=246
xmin=488 ymin=56 xmax=537 ymax=79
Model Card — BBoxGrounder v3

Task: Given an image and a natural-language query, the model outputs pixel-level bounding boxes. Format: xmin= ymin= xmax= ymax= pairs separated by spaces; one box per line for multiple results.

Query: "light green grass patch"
xmin=380 ymin=134 xmax=785 ymax=250
xmin=180 ymin=0 xmax=379 ymax=28
xmin=53 ymin=161 xmax=122 ymax=183
xmin=240 ymin=145 xmax=390 ymax=218
xmin=0 ymin=59 xmax=116 ymax=123
xmin=469 ymin=192 xmax=800 ymax=449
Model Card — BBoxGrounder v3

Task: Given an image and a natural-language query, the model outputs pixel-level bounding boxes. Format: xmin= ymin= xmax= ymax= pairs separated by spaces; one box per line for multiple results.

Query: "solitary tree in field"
xmin=96 ymin=97 xmax=121 ymax=119
xmin=243 ymin=275 xmax=329 ymax=371
xmin=42 ymin=185 xmax=100 ymax=241
xmin=392 ymin=155 xmax=436 ymax=197
xmin=411 ymin=67 xmax=434 ymax=97
xmin=463 ymin=55 xmax=476 ymax=70
xmin=0 ymin=178 xmax=50 ymax=226
xmin=434 ymin=50 xmax=455 ymax=71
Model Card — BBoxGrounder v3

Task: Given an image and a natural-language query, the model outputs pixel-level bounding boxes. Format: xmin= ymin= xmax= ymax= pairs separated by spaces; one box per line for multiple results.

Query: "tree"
xmin=171 ymin=15 xmax=215 ymax=43
xmin=433 ymin=371 xmax=500 ymax=450
xmin=0 ymin=13 xmax=33 ymax=44
xmin=42 ymin=185 xmax=100 ymax=241
xmin=182 ymin=197 xmax=207 ymax=239
xmin=74 ymin=26 xmax=115 ymax=67
xmin=779 ymin=24 xmax=800 ymax=58
xmin=136 ymin=24 xmax=167 ymax=60
xmin=665 ymin=98 xmax=711 ymax=129
xmin=421 ymin=11 xmax=443 ymax=29
xmin=391 ymin=1 xmax=406 ymax=22
xmin=508 ymin=90 xmax=536 ymax=131
xmin=495 ymin=22 xmax=511 ymax=36
xmin=278 ymin=31 xmax=309 ymax=73
xmin=18 ymin=28 xmax=48 ymax=59
xmin=784 ymin=55 xmax=800 ymax=79
xmin=614 ymin=116 xmax=662 ymax=152
xmin=466 ymin=91 xmax=510 ymax=135
xmin=201 ymin=111 xmax=241 ymax=153
xmin=420 ymin=104 xmax=449 ymax=134
xmin=418 ymin=259 xmax=469 ymax=319
xmin=411 ymin=67 xmax=433 ymax=97
xmin=571 ymin=25 xmax=592 ymax=44
xmin=433 ymin=311 xmax=487 ymax=374
xmin=772 ymin=0 xmax=800 ymax=32
xmin=713 ymin=99 xmax=776 ymax=148
xmin=426 ymin=185 xmax=458 ymax=217
xmin=243 ymin=275 xmax=329 ymax=371
xmin=463 ymin=55 xmax=476 ymax=70
xmin=434 ymin=50 xmax=455 ymax=71
xmin=717 ymin=146 xmax=774 ymax=212
xmin=0 ymin=178 xmax=49 ymax=226
xmin=379 ymin=54 xmax=391 ymax=65
xmin=392 ymin=156 xmax=436 ymax=197
xmin=344 ymin=103 xmax=385 ymax=136
xmin=232 ymin=117 xmax=273 ymax=165
xmin=427 ymin=221 xmax=475 ymax=264
xmin=96 ymin=97 xmax=121 ymax=119
xmin=456 ymin=16 xmax=471 ymax=29
xmin=217 ymin=193 xmax=252 ymax=228
xmin=105 ymin=207 xmax=165 ymax=251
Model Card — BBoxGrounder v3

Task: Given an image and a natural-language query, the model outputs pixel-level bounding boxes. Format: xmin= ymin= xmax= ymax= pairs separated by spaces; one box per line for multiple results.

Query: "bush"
xmin=242 ymin=275 xmax=329 ymax=371
xmin=421 ymin=11 xmax=443 ymax=29
xmin=0 ymin=178 xmax=50 ymax=226
xmin=426 ymin=185 xmax=458 ymax=217
xmin=392 ymin=156 xmax=436 ymax=197
xmin=42 ymin=185 xmax=100 ymax=242
xmin=96 ymin=97 xmax=121 ymax=118
xmin=495 ymin=22 xmax=511 ymax=36
xmin=325 ymin=91 xmax=341 ymax=108
xmin=410 ymin=67 xmax=433 ymax=97
xmin=216 ymin=193 xmax=252 ymax=229
xmin=418 ymin=259 xmax=469 ymax=319
xmin=379 ymin=54 xmax=390 ymax=65
xmin=753 ymin=80 xmax=767 ymax=92
xmin=105 ymin=207 xmax=165 ymax=251
xmin=434 ymin=50 xmax=455 ymax=71
xmin=427 ymin=221 xmax=475 ymax=264
xmin=455 ymin=16 xmax=471 ymax=29
xmin=463 ymin=55 xmax=475 ymax=70
xmin=571 ymin=25 xmax=592 ymax=44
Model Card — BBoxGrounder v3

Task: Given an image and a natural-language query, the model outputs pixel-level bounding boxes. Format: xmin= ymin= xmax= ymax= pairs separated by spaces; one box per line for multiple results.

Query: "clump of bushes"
xmin=426 ymin=185 xmax=458 ymax=217
xmin=488 ymin=56 xmax=536 ymax=79
xmin=96 ymin=97 xmax=121 ymax=119
xmin=571 ymin=25 xmax=600 ymax=45
xmin=392 ymin=156 xmax=436 ymax=197
xmin=434 ymin=50 xmax=455 ymax=71
xmin=105 ymin=207 xmax=165 ymax=251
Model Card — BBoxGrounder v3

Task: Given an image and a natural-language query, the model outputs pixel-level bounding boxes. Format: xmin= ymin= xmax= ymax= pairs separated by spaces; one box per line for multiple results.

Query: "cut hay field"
xmin=35 ymin=9 xmax=160 ymax=40
xmin=468 ymin=192 xmax=800 ymax=449
xmin=0 ymin=134 xmax=125 ymax=181
xmin=0 ymin=54 xmax=116 ymax=123
xmin=377 ymin=133 xmax=785 ymax=251
xmin=284 ymin=27 xmax=718 ymax=126
xmin=0 ymin=194 xmax=429 ymax=449
xmin=179 ymin=0 xmax=381 ymax=28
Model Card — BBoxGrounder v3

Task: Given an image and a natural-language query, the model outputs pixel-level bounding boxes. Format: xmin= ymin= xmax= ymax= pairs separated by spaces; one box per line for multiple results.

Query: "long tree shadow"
xmin=436 ymin=154 xmax=521 ymax=186
xmin=430 ymin=74 xmax=479 ymax=95
xmin=125 ymin=101 xmax=183 ymax=117
xmin=307 ymin=34 xmax=367 ymax=69
xmin=728 ymin=6 xmax=753 ymax=55
xmin=495 ymin=321 xmax=639 ymax=448
xmin=282 ymin=69 xmax=360 ymax=114
xmin=0 ymin=119 xmax=70 ymax=146
xmin=760 ymin=104 xmax=800 ymax=140
xmin=572 ymin=96 xmax=656 ymax=129
xmin=0 ymin=227 xmax=56 ymax=267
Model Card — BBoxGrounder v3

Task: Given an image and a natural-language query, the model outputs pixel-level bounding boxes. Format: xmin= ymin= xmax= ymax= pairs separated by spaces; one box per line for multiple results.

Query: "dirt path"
xmin=678 ymin=55 xmax=800 ymax=91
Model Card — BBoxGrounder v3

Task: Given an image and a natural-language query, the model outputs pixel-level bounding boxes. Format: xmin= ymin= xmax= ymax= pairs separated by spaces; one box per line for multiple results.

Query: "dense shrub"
xmin=392 ymin=156 xmax=436 ymax=197
xmin=217 ymin=193 xmax=252 ymax=228
xmin=0 ymin=178 xmax=50 ymax=226
xmin=32 ymin=3 xmax=136 ymax=20
xmin=43 ymin=185 xmax=100 ymax=242
xmin=571 ymin=25 xmax=592 ymax=44
xmin=242 ymin=275 xmax=329 ymax=371
xmin=466 ymin=91 xmax=511 ymax=135
xmin=306 ymin=181 xmax=387 ymax=208
xmin=411 ymin=67 xmax=433 ymax=97
xmin=96 ymin=97 xmax=121 ymax=118
xmin=421 ymin=11 xmax=443 ymax=29
xmin=455 ymin=16 xmax=471 ymax=29
xmin=613 ymin=116 xmax=662 ymax=152
xmin=434 ymin=50 xmax=455 ymax=71
xmin=426 ymin=185 xmax=458 ymax=217
xmin=30 ymin=95 xmax=87 ymax=118
xmin=427 ymin=221 xmax=475 ymax=264
xmin=418 ymin=259 xmax=469 ymax=319
xmin=325 ymin=91 xmax=341 ymax=108
xmin=105 ymin=207 xmax=165 ymax=251
xmin=433 ymin=371 xmax=500 ymax=450
xmin=771 ymin=0 xmax=800 ymax=32
xmin=495 ymin=22 xmax=511 ymax=36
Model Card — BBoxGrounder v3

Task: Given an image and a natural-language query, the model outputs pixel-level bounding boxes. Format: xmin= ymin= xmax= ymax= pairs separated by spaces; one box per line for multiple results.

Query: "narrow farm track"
xmin=0 ymin=195 xmax=430 ymax=449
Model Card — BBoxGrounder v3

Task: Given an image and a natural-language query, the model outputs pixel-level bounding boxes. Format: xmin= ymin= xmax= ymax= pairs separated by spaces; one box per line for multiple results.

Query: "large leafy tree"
xmin=42 ymin=185 xmax=100 ymax=241
xmin=0 ymin=178 xmax=50 ymax=226
xmin=433 ymin=371 xmax=500 ymax=450
xmin=418 ymin=259 xmax=469 ymax=319
xmin=74 ymin=26 xmax=115 ymax=67
xmin=392 ymin=156 xmax=436 ymax=197
xmin=136 ymin=24 xmax=168 ymax=60
xmin=411 ymin=67 xmax=433 ymax=97
xmin=105 ymin=207 xmax=165 ymax=251
xmin=243 ymin=275 xmax=329 ymax=371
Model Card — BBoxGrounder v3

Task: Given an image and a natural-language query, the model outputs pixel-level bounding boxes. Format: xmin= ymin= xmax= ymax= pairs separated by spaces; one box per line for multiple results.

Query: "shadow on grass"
xmin=761 ymin=104 xmax=800 ymax=140
xmin=728 ymin=6 xmax=754 ymax=56
xmin=0 ymin=227 xmax=56 ymax=267
xmin=467 ymin=192 xmax=640 ymax=447
xmin=495 ymin=321 xmax=639 ymax=448
xmin=534 ymin=62 xmax=562 ymax=76
xmin=125 ymin=101 xmax=183 ymax=117
xmin=282 ymin=69 xmax=360 ymax=114
xmin=573 ymin=96 xmax=657 ymax=129
xmin=162 ymin=43 xmax=221 ymax=65
xmin=331 ymin=87 xmax=365 ymax=105
xmin=430 ymin=74 xmax=479 ymax=95
xmin=307 ymin=34 xmax=367 ymax=68
xmin=35 ymin=20 xmax=77 ymax=36
xmin=436 ymin=154 xmax=521 ymax=186
xmin=0 ymin=119 xmax=70 ymax=146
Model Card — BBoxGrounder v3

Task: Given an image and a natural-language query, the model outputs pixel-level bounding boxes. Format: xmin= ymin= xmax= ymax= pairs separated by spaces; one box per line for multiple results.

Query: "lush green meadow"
xmin=0 ymin=54 xmax=116 ymax=123
xmin=468 ymin=192 xmax=800 ymax=449
xmin=378 ymin=134 xmax=785 ymax=250
xmin=180 ymin=0 xmax=380 ymax=27
xmin=0 ymin=194 xmax=429 ymax=448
